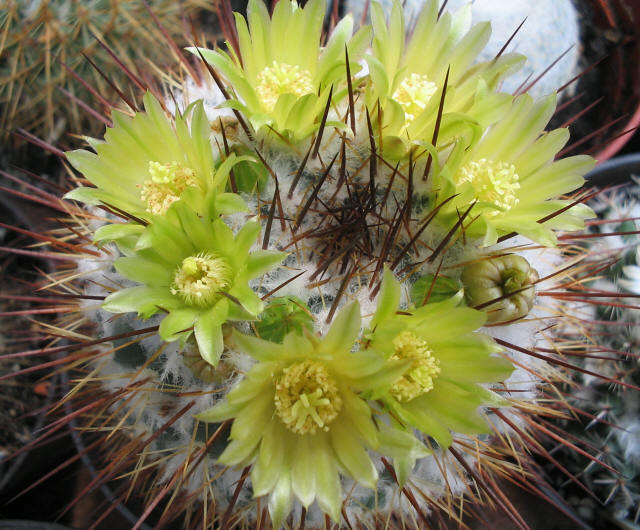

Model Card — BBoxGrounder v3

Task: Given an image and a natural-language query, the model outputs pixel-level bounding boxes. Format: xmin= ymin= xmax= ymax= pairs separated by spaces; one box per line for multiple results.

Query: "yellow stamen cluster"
xmin=171 ymin=252 xmax=232 ymax=307
xmin=274 ymin=360 xmax=342 ymax=435
xmin=139 ymin=161 xmax=198 ymax=215
xmin=256 ymin=61 xmax=314 ymax=113
xmin=392 ymin=73 xmax=438 ymax=124
xmin=457 ymin=158 xmax=521 ymax=215
xmin=390 ymin=331 xmax=440 ymax=402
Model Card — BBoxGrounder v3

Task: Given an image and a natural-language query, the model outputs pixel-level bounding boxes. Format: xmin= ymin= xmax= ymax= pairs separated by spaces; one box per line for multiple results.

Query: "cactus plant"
xmin=2 ymin=0 xmax=639 ymax=528
xmin=547 ymin=184 xmax=640 ymax=527
xmin=0 ymin=0 xmax=211 ymax=143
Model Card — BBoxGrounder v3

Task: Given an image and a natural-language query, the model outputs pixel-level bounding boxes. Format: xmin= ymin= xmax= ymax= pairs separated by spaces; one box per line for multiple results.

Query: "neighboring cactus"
xmin=3 ymin=1 xmax=639 ymax=528
xmin=0 ymin=0 xmax=210 ymax=142
xmin=548 ymin=185 xmax=640 ymax=527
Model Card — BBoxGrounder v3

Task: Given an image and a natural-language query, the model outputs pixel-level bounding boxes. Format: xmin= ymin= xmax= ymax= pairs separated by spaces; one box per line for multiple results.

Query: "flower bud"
xmin=181 ymin=334 xmax=234 ymax=383
xmin=462 ymin=254 xmax=538 ymax=324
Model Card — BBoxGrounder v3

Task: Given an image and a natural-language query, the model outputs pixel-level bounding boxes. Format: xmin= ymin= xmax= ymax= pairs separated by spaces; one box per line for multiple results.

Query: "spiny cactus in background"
xmin=548 ymin=184 xmax=640 ymax=527
xmin=0 ymin=0 xmax=212 ymax=143
xmin=2 ymin=0 xmax=639 ymax=528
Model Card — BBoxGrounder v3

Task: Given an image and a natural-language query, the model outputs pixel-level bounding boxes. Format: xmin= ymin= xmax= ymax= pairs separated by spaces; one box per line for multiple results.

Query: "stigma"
xmin=274 ymin=360 xmax=342 ymax=435
xmin=392 ymin=73 xmax=438 ymax=124
xmin=171 ymin=252 xmax=232 ymax=307
xmin=390 ymin=330 xmax=441 ymax=402
xmin=140 ymin=161 xmax=198 ymax=215
xmin=456 ymin=158 xmax=521 ymax=215
xmin=256 ymin=61 xmax=314 ymax=112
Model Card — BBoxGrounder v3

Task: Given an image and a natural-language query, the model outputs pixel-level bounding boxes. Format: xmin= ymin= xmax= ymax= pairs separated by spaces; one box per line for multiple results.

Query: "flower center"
xmin=171 ymin=252 xmax=232 ymax=307
xmin=256 ymin=61 xmax=314 ymax=113
xmin=390 ymin=331 xmax=440 ymax=402
xmin=392 ymin=73 xmax=438 ymax=124
xmin=274 ymin=360 xmax=342 ymax=435
xmin=456 ymin=158 xmax=521 ymax=215
xmin=139 ymin=161 xmax=199 ymax=215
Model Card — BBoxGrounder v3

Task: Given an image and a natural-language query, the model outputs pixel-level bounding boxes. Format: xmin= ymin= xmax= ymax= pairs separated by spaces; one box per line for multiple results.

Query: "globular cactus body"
xmin=7 ymin=1 xmax=639 ymax=528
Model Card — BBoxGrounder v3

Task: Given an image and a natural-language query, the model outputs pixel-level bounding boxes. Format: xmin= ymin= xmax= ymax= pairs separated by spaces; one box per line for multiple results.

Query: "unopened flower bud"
xmin=462 ymin=254 xmax=538 ymax=324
